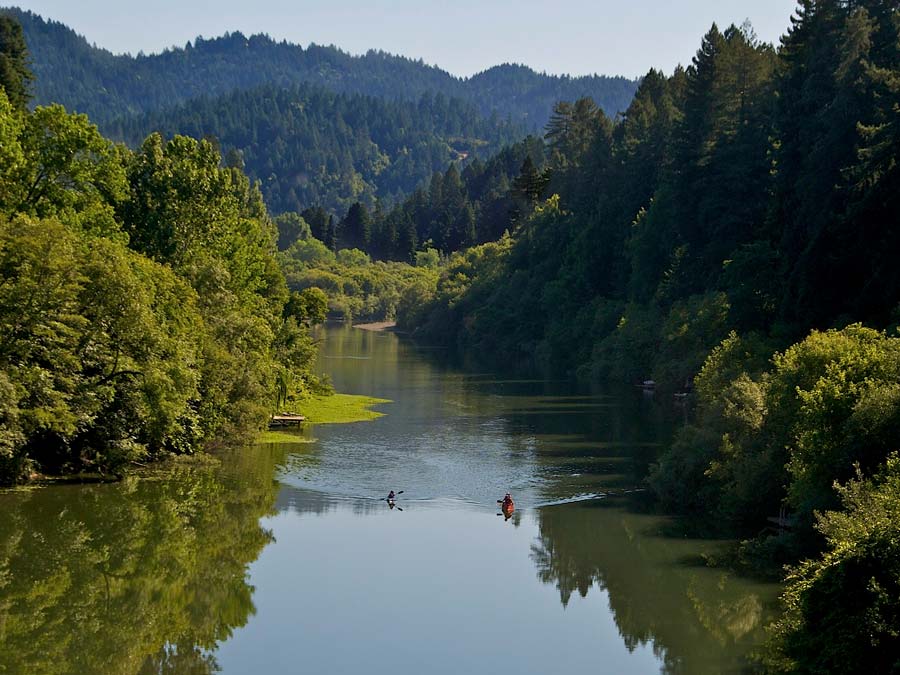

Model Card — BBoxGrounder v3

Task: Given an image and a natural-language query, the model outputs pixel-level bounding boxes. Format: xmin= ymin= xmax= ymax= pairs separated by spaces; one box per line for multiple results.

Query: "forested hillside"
xmin=403 ymin=5 xmax=900 ymax=670
xmin=2 ymin=7 xmax=638 ymax=129
xmin=410 ymin=14 xmax=898 ymax=385
xmin=0 ymin=15 xmax=325 ymax=485
xmin=286 ymin=135 xmax=549 ymax=262
xmin=4 ymin=3 xmax=899 ymax=668
xmin=106 ymin=83 xmax=524 ymax=217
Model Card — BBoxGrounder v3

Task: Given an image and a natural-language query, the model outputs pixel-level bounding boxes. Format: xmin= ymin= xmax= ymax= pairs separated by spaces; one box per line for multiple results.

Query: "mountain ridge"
xmin=104 ymin=81 xmax=525 ymax=215
xmin=2 ymin=6 xmax=639 ymax=129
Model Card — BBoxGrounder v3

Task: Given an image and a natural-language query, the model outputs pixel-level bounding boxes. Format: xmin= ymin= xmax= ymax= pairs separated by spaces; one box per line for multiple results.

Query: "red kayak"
xmin=501 ymin=500 xmax=515 ymax=514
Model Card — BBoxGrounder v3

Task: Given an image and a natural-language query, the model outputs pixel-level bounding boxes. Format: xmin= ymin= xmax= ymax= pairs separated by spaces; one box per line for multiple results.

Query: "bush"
xmin=763 ymin=454 xmax=900 ymax=674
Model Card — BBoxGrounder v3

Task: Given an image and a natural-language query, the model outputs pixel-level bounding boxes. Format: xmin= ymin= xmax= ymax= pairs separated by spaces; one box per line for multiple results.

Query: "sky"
xmin=16 ymin=0 xmax=797 ymax=78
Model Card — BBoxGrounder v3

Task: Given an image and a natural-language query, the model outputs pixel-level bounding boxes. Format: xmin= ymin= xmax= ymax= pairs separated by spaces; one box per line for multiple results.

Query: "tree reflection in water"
xmin=529 ymin=499 xmax=774 ymax=674
xmin=0 ymin=445 xmax=288 ymax=675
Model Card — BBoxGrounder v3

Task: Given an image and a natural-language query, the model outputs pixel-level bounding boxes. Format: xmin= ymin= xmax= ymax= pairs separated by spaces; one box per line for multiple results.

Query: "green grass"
xmin=256 ymin=430 xmax=317 ymax=444
xmin=258 ymin=393 xmax=390 ymax=444
xmin=300 ymin=393 xmax=390 ymax=424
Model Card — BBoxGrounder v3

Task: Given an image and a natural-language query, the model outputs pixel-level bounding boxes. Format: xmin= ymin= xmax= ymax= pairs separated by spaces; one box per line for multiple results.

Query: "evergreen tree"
xmin=511 ymin=155 xmax=548 ymax=204
xmin=397 ymin=211 xmax=417 ymax=263
xmin=301 ymin=206 xmax=331 ymax=241
xmin=339 ymin=202 xmax=371 ymax=251
xmin=0 ymin=15 xmax=31 ymax=111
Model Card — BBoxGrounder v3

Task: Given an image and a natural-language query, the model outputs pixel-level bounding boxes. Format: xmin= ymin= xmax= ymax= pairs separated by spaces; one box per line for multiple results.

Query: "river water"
xmin=0 ymin=325 xmax=779 ymax=674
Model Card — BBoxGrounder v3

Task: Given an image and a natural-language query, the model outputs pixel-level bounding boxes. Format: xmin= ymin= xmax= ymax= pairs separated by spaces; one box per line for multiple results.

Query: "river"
xmin=0 ymin=324 xmax=779 ymax=674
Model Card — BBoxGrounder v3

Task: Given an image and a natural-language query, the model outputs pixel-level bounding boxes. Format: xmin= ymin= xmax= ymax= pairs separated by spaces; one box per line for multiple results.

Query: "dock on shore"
xmin=269 ymin=413 xmax=306 ymax=428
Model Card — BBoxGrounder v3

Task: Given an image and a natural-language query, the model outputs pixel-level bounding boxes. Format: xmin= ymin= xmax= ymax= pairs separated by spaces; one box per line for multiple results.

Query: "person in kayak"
xmin=387 ymin=490 xmax=396 ymax=502
xmin=501 ymin=493 xmax=513 ymax=508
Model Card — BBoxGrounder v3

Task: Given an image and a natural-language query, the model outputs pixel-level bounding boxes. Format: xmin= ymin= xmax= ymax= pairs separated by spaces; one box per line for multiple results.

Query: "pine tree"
xmin=0 ymin=16 xmax=31 ymax=111
xmin=397 ymin=212 xmax=417 ymax=263
xmin=339 ymin=202 xmax=371 ymax=251
xmin=511 ymin=155 xmax=547 ymax=203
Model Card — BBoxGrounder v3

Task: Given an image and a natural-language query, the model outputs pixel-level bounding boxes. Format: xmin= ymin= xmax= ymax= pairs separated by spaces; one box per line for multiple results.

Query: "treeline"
xmin=274 ymin=135 xmax=548 ymax=261
xmin=402 ymin=4 xmax=900 ymax=671
xmin=278 ymin=234 xmax=439 ymax=323
xmin=3 ymin=7 xmax=638 ymax=130
xmin=106 ymin=83 xmax=525 ymax=217
xmin=378 ymin=136 xmax=549 ymax=256
xmin=0 ymin=17 xmax=324 ymax=484
xmin=408 ymin=13 xmax=899 ymax=393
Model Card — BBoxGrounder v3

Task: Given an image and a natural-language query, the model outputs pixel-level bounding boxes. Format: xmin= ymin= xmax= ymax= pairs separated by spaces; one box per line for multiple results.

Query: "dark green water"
xmin=0 ymin=325 xmax=779 ymax=674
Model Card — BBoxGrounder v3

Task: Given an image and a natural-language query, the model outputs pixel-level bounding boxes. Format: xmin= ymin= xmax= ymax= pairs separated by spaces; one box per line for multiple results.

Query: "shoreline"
xmin=352 ymin=321 xmax=396 ymax=332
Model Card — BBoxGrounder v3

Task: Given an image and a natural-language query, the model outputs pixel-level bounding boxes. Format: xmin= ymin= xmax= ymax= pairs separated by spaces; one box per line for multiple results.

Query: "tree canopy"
xmin=0 ymin=22 xmax=326 ymax=483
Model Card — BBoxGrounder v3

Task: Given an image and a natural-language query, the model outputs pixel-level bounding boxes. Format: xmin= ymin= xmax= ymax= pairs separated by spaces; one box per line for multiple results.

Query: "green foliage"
xmin=590 ymin=303 xmax=662 ymax=383
xmin=372 ymin=135 xmax=547 ymax=260
xmin=7 ymin=103 xmax=128 ymax=238
xmin=395 ymin=276 xmax=438 ymax=330
xmin=774 ymin=325 xmax=900 ymax=522
xmin=763 ymin=454 xmax=900 ymax=674
xmin=336 ymin=247 xmax=371 ymax=268
xmin=0 ymin=89 xmax=24 ymax=213
xmin=0 ymin=216 xmax=203 ymax=479
xmin=274 ymin=211 xmax=311 ymax=250
xmin=0 ymin=49 xmax=322 ymax=482
xmin=284 ymin=287 xmax=329 ymax=325
xmin=283 ymin=236 xmax=336 ymax=266
xmin=651 ymin=326 xmax=900 ymax=541
xmin=655 ymin=292 xmax=731 ymax=388
xmin=280 ymin=235 xmax=437 ymax=323
xmin=107 ymin=83 xmax=526 ymax=218
xmin=0 ymin=14 xmax=31 ymax=110
xmin=118 ymin=130 xmax=320 ymax=440
xmin=403 ymin=6 xmax=900 ymax=414
xmin=414 ymin=247 xmax=440 ymax=269
xmin=414 ymin=231 xmax=523 ymax=359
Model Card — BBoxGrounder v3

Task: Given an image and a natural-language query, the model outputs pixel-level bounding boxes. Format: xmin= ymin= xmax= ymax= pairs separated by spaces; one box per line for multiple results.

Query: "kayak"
xmin=501 ymin=500 xmax=514 ymax=514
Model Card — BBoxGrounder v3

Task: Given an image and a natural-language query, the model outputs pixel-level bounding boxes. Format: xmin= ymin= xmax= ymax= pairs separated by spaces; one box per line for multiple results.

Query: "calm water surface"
xmin=0 ymin=325 xmax=779 ymax=674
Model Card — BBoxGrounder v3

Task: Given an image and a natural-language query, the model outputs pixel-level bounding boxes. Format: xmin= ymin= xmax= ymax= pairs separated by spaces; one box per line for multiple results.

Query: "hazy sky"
xmin=18 ymin=0 xmax=797 ymax=78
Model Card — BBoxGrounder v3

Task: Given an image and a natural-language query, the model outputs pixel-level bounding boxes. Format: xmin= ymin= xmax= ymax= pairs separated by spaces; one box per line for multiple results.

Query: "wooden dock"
xmin=269 ymin=413 xmax=306 ymax=428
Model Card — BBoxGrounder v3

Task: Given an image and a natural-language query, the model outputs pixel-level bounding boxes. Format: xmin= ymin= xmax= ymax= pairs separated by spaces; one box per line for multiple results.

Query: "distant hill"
xmin=3 ymin=7 xmax=639 ymax=130
xmin=106 ymin=83 xmax=525 ymax=215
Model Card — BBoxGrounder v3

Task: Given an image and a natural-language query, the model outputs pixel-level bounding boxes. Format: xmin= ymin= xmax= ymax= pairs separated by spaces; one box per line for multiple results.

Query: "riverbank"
xmin=6 ymin=392 xmax=391 ymax=483
xmin=352 ymin=321 xmax=396 ymax=332
xmin=299 ymin=392 xmax=390 ymax=423
xmin=260 ymin=392 xmax=391 ymax=444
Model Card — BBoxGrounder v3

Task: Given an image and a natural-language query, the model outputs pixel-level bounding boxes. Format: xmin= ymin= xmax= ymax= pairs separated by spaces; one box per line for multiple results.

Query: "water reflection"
xmin=309 ymin=325 xmax=778 ymax=673
xmin=0 ymin=326 xmax=779 ymax=675
xmin=0 ymin=447 xmax=284 ymax=675
xmin=530 ymin=498 xmax=771 ymax=673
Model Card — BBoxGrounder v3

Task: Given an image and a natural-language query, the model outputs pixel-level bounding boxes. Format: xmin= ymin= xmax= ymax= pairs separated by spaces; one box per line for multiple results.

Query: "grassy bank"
xmin=300 ymin=393 xmax=390 ymax=424
xmin=256 ymin=431 xmax=317 ymax=444
xmin=260 ymin=392 xmax=390 ymax=445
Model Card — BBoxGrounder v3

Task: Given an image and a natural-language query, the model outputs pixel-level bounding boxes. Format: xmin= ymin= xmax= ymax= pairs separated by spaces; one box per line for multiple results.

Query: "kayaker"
xmin=387 ymin=490 xmax=395 ymax=502
xmin=502 ymin=493 xmax=513 ymax=508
